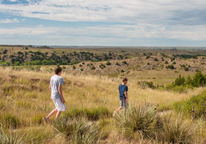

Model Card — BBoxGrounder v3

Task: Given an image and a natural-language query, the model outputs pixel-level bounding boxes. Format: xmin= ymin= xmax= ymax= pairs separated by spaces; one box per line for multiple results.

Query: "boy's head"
xmin=122 ymin=77 xmax=128 ymax=84
xmin=54 ymin=66 xmax=62 ymax=75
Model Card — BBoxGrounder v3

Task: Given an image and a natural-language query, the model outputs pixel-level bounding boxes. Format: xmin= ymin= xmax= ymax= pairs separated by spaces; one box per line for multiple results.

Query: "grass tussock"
xmin=157 ymin=115 xmax=193 ymax=144
xmin=53 ymin=117 xmax=100 ymax=144
xmin=114 ymin=104 xmax=158 ymax=139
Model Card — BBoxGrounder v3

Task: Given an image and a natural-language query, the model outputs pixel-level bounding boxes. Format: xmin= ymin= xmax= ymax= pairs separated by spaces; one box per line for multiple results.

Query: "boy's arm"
xmin=58 ymin=85 xmax=65 ymax=103
xmin=49 ymin=84 xmax=51 ymax=93
xmin=124 ymin=86 xmax=128 ymax=102
xmin=124 ymin=91 xmax=128 ymax=101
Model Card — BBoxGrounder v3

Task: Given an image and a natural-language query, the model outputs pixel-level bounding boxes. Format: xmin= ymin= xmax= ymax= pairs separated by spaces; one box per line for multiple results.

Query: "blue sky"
xmin=0 ymin=0 xmax=206 ymax=46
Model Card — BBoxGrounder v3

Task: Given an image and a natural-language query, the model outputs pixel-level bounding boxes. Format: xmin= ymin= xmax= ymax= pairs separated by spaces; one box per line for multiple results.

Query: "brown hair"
xmin=54 ymin=66 xmax=62 ymax=74
xmin=122 ymin=77 xmax=128 ymax=82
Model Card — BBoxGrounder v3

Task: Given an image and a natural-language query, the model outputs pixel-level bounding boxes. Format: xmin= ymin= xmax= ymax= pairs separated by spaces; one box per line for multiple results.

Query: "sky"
xmin=0 ymin=0 xmax=206 ymax=46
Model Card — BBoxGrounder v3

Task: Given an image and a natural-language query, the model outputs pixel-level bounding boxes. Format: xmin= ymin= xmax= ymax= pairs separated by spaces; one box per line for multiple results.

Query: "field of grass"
xmin=1 ymin=66 xmax=206 ymax=143
xmin=1 ymin=47 xmax=206 ymax=143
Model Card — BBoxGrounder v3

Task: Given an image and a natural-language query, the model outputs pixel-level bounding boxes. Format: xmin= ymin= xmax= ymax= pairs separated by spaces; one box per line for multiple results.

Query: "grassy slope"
xmin=0 ymin=67 xmax=206 ymax=143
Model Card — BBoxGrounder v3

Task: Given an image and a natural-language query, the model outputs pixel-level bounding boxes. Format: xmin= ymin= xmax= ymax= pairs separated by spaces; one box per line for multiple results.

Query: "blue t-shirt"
xmin=118 ymin=84 xmax=128 ymax=100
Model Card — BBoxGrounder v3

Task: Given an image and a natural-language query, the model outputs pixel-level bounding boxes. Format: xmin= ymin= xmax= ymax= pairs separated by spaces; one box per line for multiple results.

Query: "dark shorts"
xmin=120 ymin=98 xmax=129 ymax=109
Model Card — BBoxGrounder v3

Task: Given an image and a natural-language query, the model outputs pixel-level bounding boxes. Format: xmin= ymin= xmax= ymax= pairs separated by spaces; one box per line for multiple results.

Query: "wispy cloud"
xmin=0 ymin=24 xmax=205 ymax=41
xmin=0 ymin=0 xmax=206 ymax=46
xmin=0 ymin=0 xmax=205 ymax=25
xmin=0 ymin=18 xmax=19 ymax=23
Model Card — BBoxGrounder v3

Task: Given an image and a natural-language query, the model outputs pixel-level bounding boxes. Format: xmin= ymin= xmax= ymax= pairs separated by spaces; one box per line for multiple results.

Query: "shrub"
xmin=115 ymin=62 xmax=120 ymax=66
xmin=53 ymin=117 xmax=100 ymax=144
xmin=106 ymin=61 xmax=111 ymax=65
xmin=91 ymin=66 xmax=95 ymax=70
xmin=165 ymin=61 xmax=169 ymax=64
xmin=122 ymin=61 xmax=127 ymax=65
xmin=146 ymin=55 xmax=150 ymax=59
xmin=114 ymin=104 xmax=159 ymax=139
xmin=192 ymin=71 xmax=206 ymax=87
xmin=170 ymin=57 xmax=175 ymax=62
xmin=166 ymin=65 xmax=175 ymax=69
xmin=154 ymin=58 xmax=158 ymax=61
xmin=63 ymin=66 xmax=66 ymax=69
xmin=157 ymin=115 xmax=193 ymax=144
xmin=175 ymin=75 xmax=185 ymax=86
xmin=184 ymin=67 xmax=189 ymax=71
xmin=173 ymin=91 xmax=206 ymax=118
xmin=99 ymin=64 xmax=106 ymax=69
xmin=72 ymin=60 xmax=80 ymax=65
xmin=73 ymin=66 xmax=76 ymax=69
xmin=138 ymin=81 xmax=156 ymax=89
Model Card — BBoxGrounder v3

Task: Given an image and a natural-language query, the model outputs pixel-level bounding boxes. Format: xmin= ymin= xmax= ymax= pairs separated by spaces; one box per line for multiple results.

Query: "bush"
xmin=166 ymin=65 xmax=175 ymax=69
xmin=122 ymin=61 xmax=127 ymax=65
xmin=106 ymin=61 xmax=111 ymax=66
xmin=157 ymin=115 xmax=193 ymax=144
xmin=165 ymin=61 xmax=169 ymax=64
xmin=138 ymin=81 xmax=156 ymax=89
xmin=114 ymin=104 xmax=159 ymax=139
xmin=146 ymin=55 xmax=150 ymax=59
xmin=169 ymin=71 xmax=206 ymax=89
xmin=154 ymin=58 xmax=158 ymax=61
xmin=53 ymin=117 xmax=100 ymax=144
xmin=115 ymin=62 xmax=120 ymax=66
xmin=99 ymin=64 xmax=106 ymax=69
xmin=184 ymin=67 xmax=189 ymax=71
xmin=72 ymin=60 xmax=80 ymax=65
xmin=173 ymin=91 xmax=206 ymax=118
xmin=91 ymin=66 xmax=95 ymax=70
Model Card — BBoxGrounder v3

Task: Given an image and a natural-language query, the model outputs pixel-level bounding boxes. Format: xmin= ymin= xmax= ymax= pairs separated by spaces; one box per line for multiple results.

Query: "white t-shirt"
xmin=50 ymin=75 xmax=63 ymax=99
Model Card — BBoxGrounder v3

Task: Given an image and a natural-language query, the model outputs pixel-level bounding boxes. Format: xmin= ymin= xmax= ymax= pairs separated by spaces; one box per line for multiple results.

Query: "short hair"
xmin=122 ymin=77 xmax=128 ymax=82
xmin=54 ymin=66 xmax=62 ymax=74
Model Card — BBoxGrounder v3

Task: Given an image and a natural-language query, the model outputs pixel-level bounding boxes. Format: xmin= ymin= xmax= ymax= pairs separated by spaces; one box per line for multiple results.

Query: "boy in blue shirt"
xmin=113 ymin=78 xmax=128 ymax=116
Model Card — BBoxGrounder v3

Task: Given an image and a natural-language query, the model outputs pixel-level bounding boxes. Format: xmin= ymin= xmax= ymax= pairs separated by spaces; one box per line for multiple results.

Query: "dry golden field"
xmin=1 ymin=47 xmax=206 ymax=143
xmin=1 ymin=66 xmax=206 ymax=143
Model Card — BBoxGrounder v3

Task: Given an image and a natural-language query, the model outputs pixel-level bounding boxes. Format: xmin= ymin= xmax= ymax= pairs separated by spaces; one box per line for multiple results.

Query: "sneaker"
xmin=42 ymin=117 xmax=49 ymax=123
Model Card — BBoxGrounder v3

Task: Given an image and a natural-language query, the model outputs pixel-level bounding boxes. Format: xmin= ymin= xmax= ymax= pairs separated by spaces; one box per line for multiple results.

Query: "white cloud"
xmin=0 ymin=18 xmax=19 ymax=23
xmin=0 ymin=24 xmax=205 ymax=41
xmin=0 ymin=0 xmax=206 ymax=46
xmin=0 ymin=0 xmax=205 ymax=24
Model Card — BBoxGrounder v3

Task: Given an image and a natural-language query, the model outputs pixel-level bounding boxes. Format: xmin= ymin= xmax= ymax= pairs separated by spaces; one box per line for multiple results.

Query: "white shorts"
xmin=53 ymin=99 xmax=66 ymax=111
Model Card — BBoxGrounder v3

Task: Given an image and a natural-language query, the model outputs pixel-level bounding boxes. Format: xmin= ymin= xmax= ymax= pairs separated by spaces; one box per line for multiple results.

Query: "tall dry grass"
xmin=0 ymin=67 xmax=206 ymax=143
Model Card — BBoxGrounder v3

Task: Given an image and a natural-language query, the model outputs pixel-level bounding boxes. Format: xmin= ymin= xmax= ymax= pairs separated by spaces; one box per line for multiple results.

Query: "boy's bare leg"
xmin=115 ymin=107 xmax=122 ymax=113
xmin=46 ymin=109 xmax=58 ymax=119
xmin=113 ymin=107 xmax=122 ymax=116
xmin=56 ymin=111 xmax=62 ymax=119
